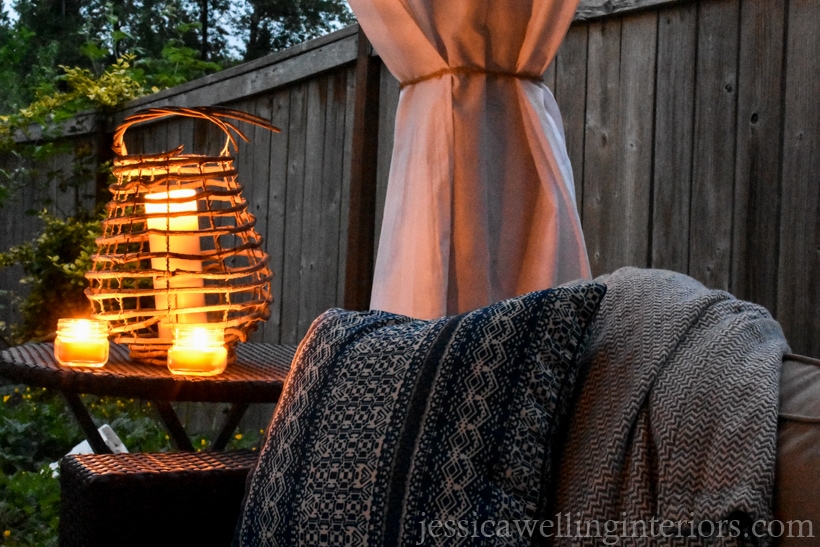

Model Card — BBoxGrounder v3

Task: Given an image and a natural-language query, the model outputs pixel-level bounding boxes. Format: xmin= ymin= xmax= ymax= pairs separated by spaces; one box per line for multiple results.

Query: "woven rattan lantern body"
xmin=86 ymin=107 xmax=279 ymax=365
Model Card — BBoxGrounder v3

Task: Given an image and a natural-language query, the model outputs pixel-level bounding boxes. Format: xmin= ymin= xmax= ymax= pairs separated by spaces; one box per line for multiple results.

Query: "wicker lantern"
xmin=85 ymin=107 xmax=279 ymax=365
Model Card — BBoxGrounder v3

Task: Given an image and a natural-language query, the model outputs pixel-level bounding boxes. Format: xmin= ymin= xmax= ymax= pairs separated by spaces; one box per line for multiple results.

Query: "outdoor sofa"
xmin=59 ymin=268 xmax=819 ymax=546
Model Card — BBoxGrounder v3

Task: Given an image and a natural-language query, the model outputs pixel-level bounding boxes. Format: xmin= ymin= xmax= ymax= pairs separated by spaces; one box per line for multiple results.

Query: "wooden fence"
xmin=1 ymin=0 xmax=817 ymax=367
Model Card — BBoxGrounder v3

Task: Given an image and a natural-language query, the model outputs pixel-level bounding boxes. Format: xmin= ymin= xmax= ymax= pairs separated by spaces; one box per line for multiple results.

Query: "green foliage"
xmin=0 ymin=463 xmax=60 ymax=547
xmin=0 ymin=55 xmax=148 ymax=150
xmin=136 ymin=39 xmax=223 ymax=89
xmin=0 ymin=3 xmax=232 ymax=207
xmin=0 ymin=0 xmax=356 ymax=120
xmin=79 ymin=1 xmax=230 ymax=66
xmin=58 ymin=58 xmax=147 ymax=110
xmin=0 ymin=212 xmax=101 ymax=346
xmin=0 ymin=1 xmax=84 ymax=113
xmin=0 ymin=2 xmax=229 ymax=136
xmin=0 ymin=1 xmax=226 ymax=110
xmin=0 ymin=21 xmax=55 ymax=114
xmin=0 ymin=383 xmax=266 ymax=545
xmin=0 ymin=48 xmax=152 ymax=210
xmin=0 ymin=385 xmax=77 ymax=547
xmin=0 ymin=11 xmax=192 ymax=350
xmin=13 ymin=0 xmax=87 ymax=72
xmin=78 ymin=2 xmax=227 ymax=87
xmin=0 ymin=387 xmax=81 ymax=475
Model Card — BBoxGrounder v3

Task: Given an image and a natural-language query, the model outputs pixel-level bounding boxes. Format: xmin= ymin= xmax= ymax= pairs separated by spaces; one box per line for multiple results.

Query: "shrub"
xmin=0 ymin=211 xmax=101 ymax=346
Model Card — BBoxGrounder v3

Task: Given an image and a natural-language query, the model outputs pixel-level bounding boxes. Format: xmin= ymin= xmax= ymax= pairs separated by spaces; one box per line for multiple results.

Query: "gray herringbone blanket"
xmin=551 ymin=268 xmax=790 ymax=546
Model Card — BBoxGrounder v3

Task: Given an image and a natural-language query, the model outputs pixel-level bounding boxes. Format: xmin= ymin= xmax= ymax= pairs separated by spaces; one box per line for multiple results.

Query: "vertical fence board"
xmin=651 ymin=3 xmax=697 ymax=272
xmin=579 ymin=13 xmax=663 ymax=273
xmin=688 ymin=0 xmax=740 ymax=290
xmin=191 ymin=117 xmax=213 ymax=157
xmin=730 ymin=0 xmax=786 ymax=315
xmin=581 ymin=18 xmax=623 ymax=275
xmin=177 ymin=117 xmax=195 ymax=155
xmin=296 ymin=77 xmax=329 ymax=338
xmin=139 ymin=120 xmax=168 ymax=156
xmin=247 ymin=97 xmax=275 ymax=342
xmin=777 ymin=0 xmax=819 ymax=357
xmin=166 ymin=117 xmax=183 ymax=155
xmin=343 ymin=34 xmax=380 ymax=311
xmin=73 ymin=137 xmax=98 ymax=213
xmin=319 ymin=71 xmax=349 ymax=311
xmin=554 ymin=24 xmax=589 ymax=216
xmin=280 ymin=83 xmax=309 ymax=345
xmin=75 ymin=137 xmax=98 ymax=213
xmin=121 ymin=118 xmax=145 ymax=157
xmin=318 ymin=73 xmax=347 ymax=316
xmin=337 ymin=67 xmax=357 ymax=305
xmin=48 ymin=151 xmax=67 ymax=213
xmin=617 ymin=11 xmax=658 ymax=267
xmin=236 ymin=95 xmax=279 ymax=431
xmin=374 ymin=65 xmax=400 ymax=260
xmin=543 ymin=55 xmax=557 ymax=91
xmin=264 ymin=90 xmax=292 ymax=344
xmin=0 ymin=152 xmax=36 ymax=342
xmin=230 ymin=99 xmax=262 ymax=237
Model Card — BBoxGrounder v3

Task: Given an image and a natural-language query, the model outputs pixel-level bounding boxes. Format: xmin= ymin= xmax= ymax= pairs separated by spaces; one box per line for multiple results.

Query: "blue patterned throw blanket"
xmin=551 ymin=268 xmax=790 ymax=546
xmin=236 ymin=283 xmax=608 ymax=546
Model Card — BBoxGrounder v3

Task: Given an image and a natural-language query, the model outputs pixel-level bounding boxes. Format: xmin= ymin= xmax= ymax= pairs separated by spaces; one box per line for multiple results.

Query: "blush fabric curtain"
xmin=348 ymin=0 xmax=591 ymax=319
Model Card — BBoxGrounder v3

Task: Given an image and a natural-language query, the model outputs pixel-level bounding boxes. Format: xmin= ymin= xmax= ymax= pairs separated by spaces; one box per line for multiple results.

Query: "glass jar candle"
xmin=167 ymin=324 xmax=228 ymax=376
xmin=54 ymin=319 xmax=110 ymax=368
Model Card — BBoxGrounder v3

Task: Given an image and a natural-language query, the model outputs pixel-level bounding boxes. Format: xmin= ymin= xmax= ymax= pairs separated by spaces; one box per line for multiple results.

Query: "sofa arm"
xmin=775 ymin=353 xmax=820 ymax=546
xmin=59 ymin=450 xmax=257 ymax=547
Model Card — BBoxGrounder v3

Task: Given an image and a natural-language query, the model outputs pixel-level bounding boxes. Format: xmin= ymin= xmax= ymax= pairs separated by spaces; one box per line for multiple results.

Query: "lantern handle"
xmin=112 ymin=106 xmax=280 ymax=157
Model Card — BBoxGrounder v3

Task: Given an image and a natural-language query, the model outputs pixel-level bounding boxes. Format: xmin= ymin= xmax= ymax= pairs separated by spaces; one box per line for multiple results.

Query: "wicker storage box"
xmin=59 ymin=450 xmax=257 ymax=546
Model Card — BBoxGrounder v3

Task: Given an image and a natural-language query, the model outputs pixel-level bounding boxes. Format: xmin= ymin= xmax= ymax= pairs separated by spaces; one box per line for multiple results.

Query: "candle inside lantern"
xmin=144 ymin=189 xmax=207 ymax=328
xmin=54 ymin=319 xmax=110 ymax=368
xmin=167 ymin=324 xmax=228 ymax=376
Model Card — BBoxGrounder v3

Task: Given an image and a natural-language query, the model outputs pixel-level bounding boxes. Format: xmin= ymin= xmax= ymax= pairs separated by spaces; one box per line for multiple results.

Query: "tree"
xmin=78 ymin=0 xmax=226 ymax=88
xmin=0 ymin=0 xmax=355 ymax=113
xmin=194 ymin=0 xmax=232 ymax=62
xmin=0 ymin=12 xmax=35 ymax=113
xmin=239 ymin=0 xmax=355 ymax=61
xmin=78 ymin=1 xmax=227 ymax=71
xmin=14 ymin=0 xmax=86 ymax=71
xmin=0 ymin=0 xmax=231 ymax=114
xmin=0 ymin=3 xmax=65 ymax=112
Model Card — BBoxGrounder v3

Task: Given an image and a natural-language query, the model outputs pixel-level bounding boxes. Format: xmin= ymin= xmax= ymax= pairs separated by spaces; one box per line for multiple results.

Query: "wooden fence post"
xmin=94 ymin=115 xmax=115 ymax=207
xmin=343 ymin=27 xmax=381 ymax=311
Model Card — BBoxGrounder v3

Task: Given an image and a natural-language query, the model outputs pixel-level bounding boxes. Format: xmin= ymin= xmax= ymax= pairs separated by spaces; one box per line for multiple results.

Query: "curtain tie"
xmin=399 ymin=66 xmax=543 ymax=89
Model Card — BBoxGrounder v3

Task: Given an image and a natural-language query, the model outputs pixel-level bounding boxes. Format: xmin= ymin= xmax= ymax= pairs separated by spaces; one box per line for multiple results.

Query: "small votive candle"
xmin=54 ymin=319 xmax=110 ymax=368
xmin=167 ymin=324 xmax=228 ymax=377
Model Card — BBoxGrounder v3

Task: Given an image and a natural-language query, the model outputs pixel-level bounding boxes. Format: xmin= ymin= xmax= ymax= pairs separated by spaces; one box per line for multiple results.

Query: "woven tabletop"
xmin=0 ymin=342 xmax=295 ymax=403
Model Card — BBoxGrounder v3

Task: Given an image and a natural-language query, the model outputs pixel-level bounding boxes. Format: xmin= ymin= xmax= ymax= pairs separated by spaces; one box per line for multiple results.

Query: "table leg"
xmin=211 ymin=402 xmax=251 ymax=451
xmin=61 ymin=392 xmax=112 ymax=454
xmin=153 ymin=401 xmax=195 ymax=451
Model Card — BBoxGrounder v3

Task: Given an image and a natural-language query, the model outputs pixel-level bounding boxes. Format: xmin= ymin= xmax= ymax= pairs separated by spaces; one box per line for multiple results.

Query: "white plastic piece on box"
xmin=48 ymin=424 xmax=128 ymax=477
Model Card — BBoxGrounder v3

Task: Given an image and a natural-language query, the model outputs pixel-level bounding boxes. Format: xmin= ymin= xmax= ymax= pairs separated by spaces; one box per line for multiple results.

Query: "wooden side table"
xmin=0 ymin=342 xmax=294 ymax=453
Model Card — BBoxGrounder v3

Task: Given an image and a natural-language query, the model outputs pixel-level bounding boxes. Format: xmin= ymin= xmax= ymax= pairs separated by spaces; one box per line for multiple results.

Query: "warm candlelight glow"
xmin=144 ymin=189 xmax=207 ymax=327
xmin=54 ymin=319 xmax=109 ymax=368
xmin=167 ymin=324 xmax=228 ymax=376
